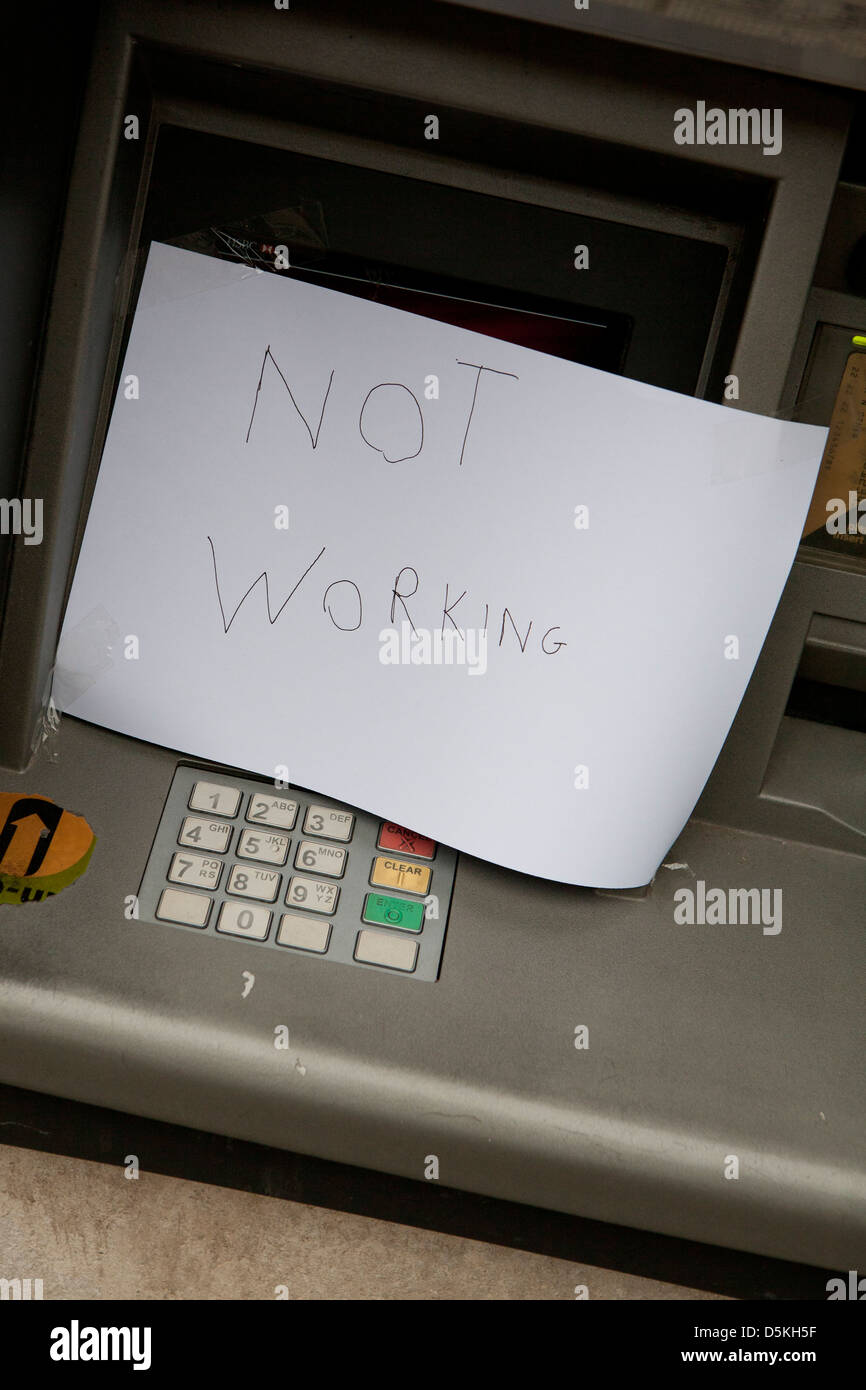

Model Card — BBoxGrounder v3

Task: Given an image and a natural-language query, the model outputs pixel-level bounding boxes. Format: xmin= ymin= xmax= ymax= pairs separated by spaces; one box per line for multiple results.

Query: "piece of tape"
xmin=52 ymin=605 xmax=121 ymax=713
xmin=709 ymin=416 xmax=828 ymax=486
xmin=30 ymin=677 xmax=61 ymax=766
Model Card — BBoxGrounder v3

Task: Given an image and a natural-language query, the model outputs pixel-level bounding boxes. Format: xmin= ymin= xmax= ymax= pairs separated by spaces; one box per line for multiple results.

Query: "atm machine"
xmin=0 ymin=0 xmax=864 ymax=1276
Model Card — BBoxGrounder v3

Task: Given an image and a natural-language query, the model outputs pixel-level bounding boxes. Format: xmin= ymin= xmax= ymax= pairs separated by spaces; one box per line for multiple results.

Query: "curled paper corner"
xmin=0 ymin=792 xmax=96 ymax=906
xmin=593 ymin=878 xmax=655 ymax=901
xmin=52 ymin=606 xmax=121 ymax=715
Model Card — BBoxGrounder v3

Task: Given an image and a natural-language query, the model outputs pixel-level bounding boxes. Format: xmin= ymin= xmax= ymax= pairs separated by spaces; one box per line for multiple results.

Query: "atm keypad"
xmin=138 ymin=766 xmax=457 ymax=981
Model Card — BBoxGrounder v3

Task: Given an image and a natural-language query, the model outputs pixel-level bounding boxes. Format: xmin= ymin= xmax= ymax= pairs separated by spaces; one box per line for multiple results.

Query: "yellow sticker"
xmin=0 ymin=793 xmax=95 ymax=904
xmin=802 ymin=351 xmax=866 ymax=545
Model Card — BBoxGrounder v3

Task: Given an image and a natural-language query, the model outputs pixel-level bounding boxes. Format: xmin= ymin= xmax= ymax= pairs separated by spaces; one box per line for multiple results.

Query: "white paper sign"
xmin=57 ymin=242 xmax=824 ymax=886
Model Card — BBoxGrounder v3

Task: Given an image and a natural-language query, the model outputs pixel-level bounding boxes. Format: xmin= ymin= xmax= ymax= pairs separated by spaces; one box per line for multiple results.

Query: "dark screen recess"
xmin=142 ymin=126 xmax=731 ymax=393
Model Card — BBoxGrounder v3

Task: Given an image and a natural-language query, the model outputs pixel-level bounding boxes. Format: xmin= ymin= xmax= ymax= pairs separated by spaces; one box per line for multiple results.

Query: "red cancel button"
xmin=377 ymin=823 xmax=436 ymax=860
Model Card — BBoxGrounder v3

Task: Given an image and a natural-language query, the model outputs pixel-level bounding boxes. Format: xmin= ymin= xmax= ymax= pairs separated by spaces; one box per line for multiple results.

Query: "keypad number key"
xmin=286 ymin=876 xmax=340 ymax=914
xmin=246 ymin=794 xmax=298 ymax=831
xmin=188 ymin=781 xmax=241 ymax=818
xmin=237 ymin=829 xmax=290 ymax=866
xmin=178 ymin=816 xmax=233 ymax=854
xmin=303 ymin=805 xmax=354 ymax=842
xmin=294 ymin=840 xmax=346 ymax=878
xmin=217 ymin=901 xmax=271 ymax=940
xmin=227 ymin=864 xmax=281 ymax=903
xmin=168 ymin=852 xmax=223 ymax=890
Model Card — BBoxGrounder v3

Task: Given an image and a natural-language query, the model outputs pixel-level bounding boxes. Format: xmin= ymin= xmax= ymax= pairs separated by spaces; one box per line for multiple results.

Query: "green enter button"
xmin=363 ymin=892 xmax=425 ymax=933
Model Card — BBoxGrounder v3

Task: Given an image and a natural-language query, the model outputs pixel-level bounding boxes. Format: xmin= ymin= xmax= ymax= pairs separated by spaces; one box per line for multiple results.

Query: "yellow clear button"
xmin=370 ymin=856 xmax=431 ymax=896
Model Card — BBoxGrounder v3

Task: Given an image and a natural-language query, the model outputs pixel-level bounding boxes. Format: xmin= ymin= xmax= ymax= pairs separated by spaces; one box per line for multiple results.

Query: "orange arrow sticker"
xmin=0 ymin=793 xmax=95 ymax=905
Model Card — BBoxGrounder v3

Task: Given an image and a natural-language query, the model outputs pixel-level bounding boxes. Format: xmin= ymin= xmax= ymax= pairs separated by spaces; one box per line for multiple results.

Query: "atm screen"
xmin=273 ymin=258 xmax=627 ymax=371
xmin=144 ymin=125 xmax=730 ymax=395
